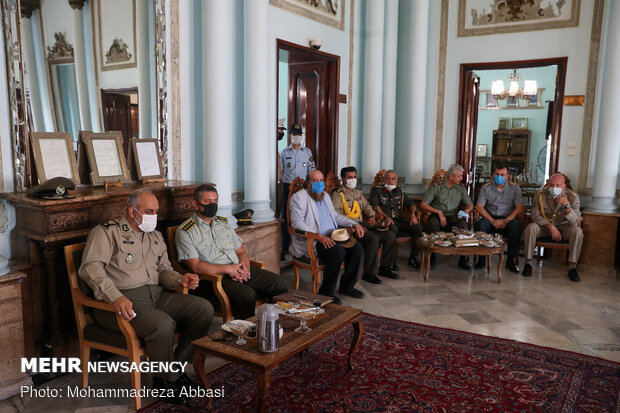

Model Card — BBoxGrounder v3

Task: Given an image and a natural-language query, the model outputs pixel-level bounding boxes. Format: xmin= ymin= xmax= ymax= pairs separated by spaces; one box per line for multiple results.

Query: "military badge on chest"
xmin=126 ymin=253 xmax=134 ymax=264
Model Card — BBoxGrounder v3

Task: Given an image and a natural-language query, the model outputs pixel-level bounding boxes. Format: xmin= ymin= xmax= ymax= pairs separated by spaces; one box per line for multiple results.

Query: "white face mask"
xmin=548 ymin=187 xmax=563 ymax=197
xmin=291 ymin=135 xmax=303 ymax=146
xmin=344 ymin=178 xmax=357 ymax=189
xmin=134 ymin=210 xmax=158 ymax=233
xmin=385 ymin=184 xmax=396 ymax=191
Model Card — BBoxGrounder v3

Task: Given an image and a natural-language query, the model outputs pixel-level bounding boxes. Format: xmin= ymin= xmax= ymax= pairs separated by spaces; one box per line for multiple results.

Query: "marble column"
xmin=361 ymin=0 xmax=385 ymax=186
xmin=380 ymin=0 xmax=398 ymax=170
xmin=71 ymin=2 xmax=92 ymax=130
xmin=243 ymin=0 xmax=275 ymax=223
xmin=203 ymin=0 xmax=236 ymax=226
xmin=395 ymin=0 xmax=428 ymax=195
xmin=137 ymin=0 xmax=153 ymax=137
xmin=589 ymin=0 xmax=620 ymax=213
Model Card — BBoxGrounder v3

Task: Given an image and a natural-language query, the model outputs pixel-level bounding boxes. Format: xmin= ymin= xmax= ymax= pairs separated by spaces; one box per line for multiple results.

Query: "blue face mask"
xmin=311 ymin=181 xmax=325 ymax=193
xmin=493 ymin=175 xmax=505 ymax=186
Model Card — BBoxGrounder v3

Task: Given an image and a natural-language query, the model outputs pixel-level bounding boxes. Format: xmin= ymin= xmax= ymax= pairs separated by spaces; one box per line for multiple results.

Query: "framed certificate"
xmin=130 ymin=138 xmax=164 ymax=180
xmin=80 ymin=131 xmax=131 ymax=186
xmin=30 ymin=132 xmax=80 ymax=185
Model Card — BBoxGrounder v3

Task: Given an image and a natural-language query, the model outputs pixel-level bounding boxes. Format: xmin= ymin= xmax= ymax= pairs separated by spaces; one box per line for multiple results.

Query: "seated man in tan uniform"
xmin=79 ymin=189 xmax=214 ymax=405
xmin=175 ymin=184 xmax=288 ymax=319
xmin=331 ymin=166 xmax=397 ymax=284
xmin=523 ymin=173 xmax=583 ymax=282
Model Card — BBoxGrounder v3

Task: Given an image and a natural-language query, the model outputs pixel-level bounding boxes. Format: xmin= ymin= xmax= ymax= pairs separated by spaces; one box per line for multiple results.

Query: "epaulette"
xmin=101 ymin=220 xmax=118 ymax=227
xmin=334 ymin=187 xmax=344 ymax=193
xmin=180 ymin=218 xmax=196 ymax=232
xmin=482 ymin=182 xmax=490 ymax=186
xmin=510 ymin=181 xmax=517 ymax=186
xmin=215 ymin=215 xmax=228 ymax=223
xmin=432 ymin=179 xmax=444 ymax=187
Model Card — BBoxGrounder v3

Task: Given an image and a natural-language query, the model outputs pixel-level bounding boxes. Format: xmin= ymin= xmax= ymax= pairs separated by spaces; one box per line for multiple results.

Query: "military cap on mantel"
xmin=26 ymin=177 xmax=76 ymax=200
xmin=233 ymin=209 xmax=254 ymax=226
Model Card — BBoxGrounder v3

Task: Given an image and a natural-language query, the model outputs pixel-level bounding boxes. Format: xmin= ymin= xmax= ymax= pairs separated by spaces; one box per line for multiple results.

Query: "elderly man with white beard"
xmin=289 ymin=169 xmax=365 ymax=304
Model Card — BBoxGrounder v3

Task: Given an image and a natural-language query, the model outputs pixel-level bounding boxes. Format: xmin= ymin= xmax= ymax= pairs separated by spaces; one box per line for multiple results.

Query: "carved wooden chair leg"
xmin=80 ymin=344 xmax=90 ymax=388
xmin=293 ymin=265 xmax=300 ymax=290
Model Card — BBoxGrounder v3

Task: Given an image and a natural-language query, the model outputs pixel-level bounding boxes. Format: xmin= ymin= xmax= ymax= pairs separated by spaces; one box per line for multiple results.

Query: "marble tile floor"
xmin=3 ymin=253 xmax=619 ymax=412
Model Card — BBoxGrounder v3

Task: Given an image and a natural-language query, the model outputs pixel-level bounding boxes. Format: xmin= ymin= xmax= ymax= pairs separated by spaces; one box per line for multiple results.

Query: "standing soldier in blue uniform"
xmin=280 ymin=123 xmax=316 ymax=260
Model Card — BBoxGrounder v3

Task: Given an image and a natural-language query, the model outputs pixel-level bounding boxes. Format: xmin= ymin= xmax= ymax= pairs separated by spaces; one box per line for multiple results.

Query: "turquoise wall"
xmin=475 ymin=66 xmax=558 ymax=176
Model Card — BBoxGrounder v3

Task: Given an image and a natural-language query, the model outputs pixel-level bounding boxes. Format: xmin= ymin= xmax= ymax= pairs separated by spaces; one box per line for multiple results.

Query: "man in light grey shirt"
xmin=475 ymin=164 xmax=524 ymax=273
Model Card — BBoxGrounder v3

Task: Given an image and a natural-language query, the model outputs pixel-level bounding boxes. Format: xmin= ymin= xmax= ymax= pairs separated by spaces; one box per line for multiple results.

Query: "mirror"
xmin=2 ymin=0 xmax=168 ymax=190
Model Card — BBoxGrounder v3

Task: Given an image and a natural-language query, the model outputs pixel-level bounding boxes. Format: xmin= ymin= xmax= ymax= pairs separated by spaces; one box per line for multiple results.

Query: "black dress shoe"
xmin=458 ymin=256 xmax=472 ymax=270
xmin=474 ymin=257 xmax=486 ymax=269
xmin=338 ymin=288 xmax=366 ymax=299
xmin=389 ymin=264 xmax=400 ymax=272
xmin=158 ymin=375 xmax=190 ymax=405
xmin=362 ymin=273 xmax=383 ymax=284
xmin=408 ymin=256 xmax=420 ymax=269
xmin=522 ymin=263 xmax=532 ymax=277
xmin=505 ymin=258 xmax=519 ymax=274
xmin=330 ymin=295 xmax=342 ymax=305
xmin=378 ymin=266 xmax=400 ymax=279
xmin=568 ymin=268 xmax=580 ymax=282
xmin=430 ymin=253 xmax=437 ymax=270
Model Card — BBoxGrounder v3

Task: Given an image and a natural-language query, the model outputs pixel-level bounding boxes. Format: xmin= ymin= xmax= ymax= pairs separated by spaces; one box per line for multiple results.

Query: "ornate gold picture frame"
xmin=80 ymin=131 xmax=131 ymax=186
xmin=30 ymin=132 xmax=80 ymax=185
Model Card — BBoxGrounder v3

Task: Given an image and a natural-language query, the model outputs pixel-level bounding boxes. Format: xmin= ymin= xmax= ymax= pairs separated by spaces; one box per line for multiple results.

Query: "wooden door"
xmin=456 ymin=70 xmax=480 ymax=196
xmin=284 ymin=44 xmax=339 ymax=175
xmin=101 ymin=90 xmax=133 ymax=157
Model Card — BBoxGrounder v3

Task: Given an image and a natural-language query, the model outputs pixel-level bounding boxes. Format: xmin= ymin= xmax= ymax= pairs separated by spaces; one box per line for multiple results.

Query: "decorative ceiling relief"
xmin=105 ymin=38 xmax=132 ymax=64
xmin=270 ymin=0 xmax=345 ymax=31
xmin=47 ymin=32 xmax=74 ymax=63
xmin=458 ymin=0 xmax=580 ymax=37
xmin=97 ymin=0 xmax=136 ymax=71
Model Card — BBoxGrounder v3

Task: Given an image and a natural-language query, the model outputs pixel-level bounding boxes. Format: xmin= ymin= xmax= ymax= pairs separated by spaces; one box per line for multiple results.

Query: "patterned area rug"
xmin=140 ymin=313 xmax=620 ymax=412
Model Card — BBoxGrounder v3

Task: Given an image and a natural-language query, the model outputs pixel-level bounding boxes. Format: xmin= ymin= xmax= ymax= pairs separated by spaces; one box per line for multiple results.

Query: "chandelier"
xmin=491 ymin=69 xmax=537 ymax=100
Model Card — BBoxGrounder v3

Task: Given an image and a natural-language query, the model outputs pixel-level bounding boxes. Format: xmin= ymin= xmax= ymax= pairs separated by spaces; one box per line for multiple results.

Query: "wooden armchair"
xmin=64 ymin=242 xmax=187 ymax=411
xmin=287 ymin=177 xmax=325 ymax=293
xmin=166 ymin=225 xmax=265 ymax=322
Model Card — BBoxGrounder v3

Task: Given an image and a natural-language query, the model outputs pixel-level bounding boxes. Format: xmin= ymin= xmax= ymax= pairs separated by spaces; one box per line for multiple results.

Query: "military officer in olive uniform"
xmin=475 ymin=163 xmax=524 ymax=273
xmin=280 ymin=123 xmax=316 ymax=260
xmin=79 ymin=189 xmax=213 ymax=404
xmin=420 ymin=164 xmax=473 ymax=269
xmin=369 ymin=170 xmax=423 ymax=271
xmin=176 ymin=184 xmax=288 ymax=319
xmin=523 ymin=173 xmax=583 ymax=282
xmin=331 ymin=166 xmax=397 ymax=284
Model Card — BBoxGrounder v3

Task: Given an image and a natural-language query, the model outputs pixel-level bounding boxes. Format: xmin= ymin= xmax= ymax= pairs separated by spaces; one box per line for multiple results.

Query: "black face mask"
xmin=277 ymin=131 xmax=285 ymax=141
xmin=199 ymin=202 xmax=218 ymax=218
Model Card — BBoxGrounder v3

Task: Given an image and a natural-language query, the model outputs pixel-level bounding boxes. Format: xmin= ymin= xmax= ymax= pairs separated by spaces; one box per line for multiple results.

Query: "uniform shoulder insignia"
xmin=309 ymin=156 xmax=314 ymax=162
xmin=180 ymin=218 xmax=196 ymax=232
xmin=101 ymin=220 xmax=118 ymax=227
xmin=121 ymin=224 xmax=129 ymax=232
xmin=335 ymin=187 xmax=344 ymax=193
xmin=215 ymin=215 xmax=228 ymax=223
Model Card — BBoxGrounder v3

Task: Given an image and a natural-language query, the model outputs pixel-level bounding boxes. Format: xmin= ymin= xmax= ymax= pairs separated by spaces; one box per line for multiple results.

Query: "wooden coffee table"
xmin=417 ymin=239 xmax=504 ymax=283
xmin=192 ymin=304 xmax=363 ymax=413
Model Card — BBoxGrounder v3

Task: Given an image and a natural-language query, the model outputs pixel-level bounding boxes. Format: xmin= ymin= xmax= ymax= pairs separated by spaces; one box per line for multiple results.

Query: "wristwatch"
xmin=560 ymin=203 xmax=571 ymax=211
xmin=177 ymin=276 xmax=183 ymax=286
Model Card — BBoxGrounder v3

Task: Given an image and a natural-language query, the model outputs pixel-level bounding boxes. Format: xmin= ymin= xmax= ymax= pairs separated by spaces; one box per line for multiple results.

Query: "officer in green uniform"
xmin=523 ymin=173 xmax=583 ymax=282
xmin=369 ymin=170 xmax=423 ymax=270
xmin=331 ymin=166 xmax=397 ymax=284
xmin=79 ymin=189 xmax=213 ymax=405
xmin=420 ymin=164 xmax=473 ymax=269
xmin=175 ymin=184 xmax=288 ymax=319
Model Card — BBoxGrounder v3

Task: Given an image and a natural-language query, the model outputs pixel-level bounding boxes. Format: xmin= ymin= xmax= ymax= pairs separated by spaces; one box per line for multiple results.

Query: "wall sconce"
xmin=308 ymin=38 xmax=322 ymax=50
